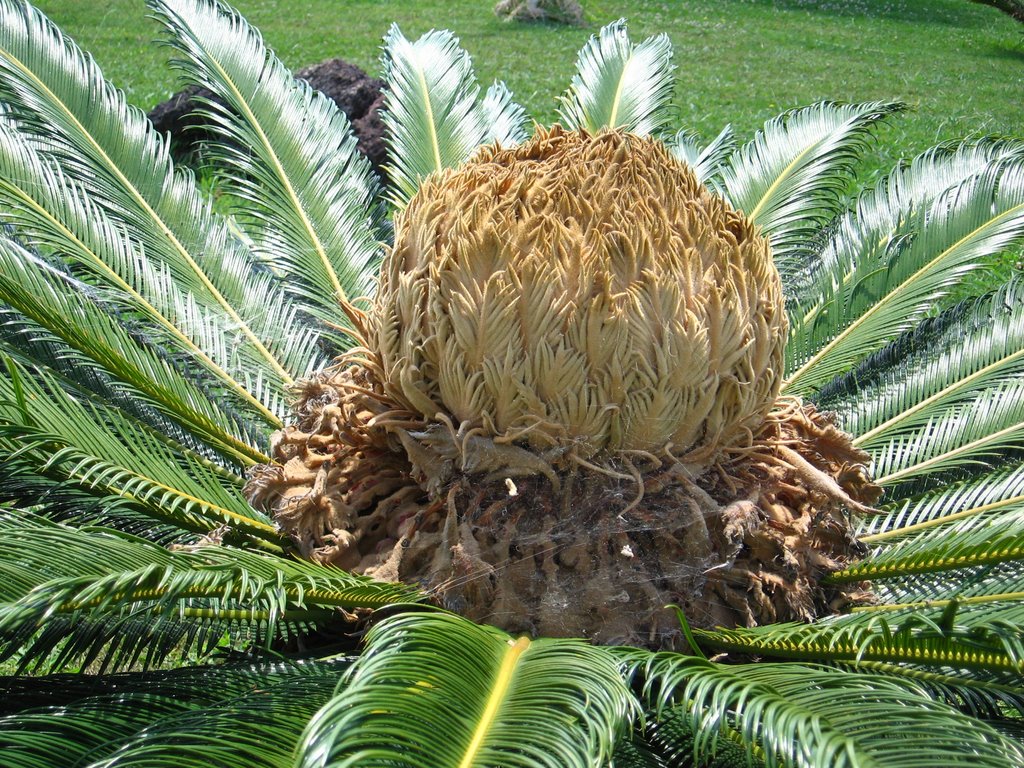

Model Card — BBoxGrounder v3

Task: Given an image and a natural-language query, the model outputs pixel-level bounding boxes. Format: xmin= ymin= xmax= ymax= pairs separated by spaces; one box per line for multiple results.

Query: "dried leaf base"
xmin=247 ymin=367 xmax=878 ymax=649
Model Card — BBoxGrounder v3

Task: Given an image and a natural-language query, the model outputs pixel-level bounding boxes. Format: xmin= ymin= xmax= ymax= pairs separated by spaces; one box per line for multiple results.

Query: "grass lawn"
xmin=29 ymin=0 xmax=1024 ymax=180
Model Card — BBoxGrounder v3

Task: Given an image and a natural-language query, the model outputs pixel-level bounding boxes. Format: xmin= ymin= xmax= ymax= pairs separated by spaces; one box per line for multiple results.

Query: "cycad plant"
xmin=1 ymin=0 xmax=1024 ymax=765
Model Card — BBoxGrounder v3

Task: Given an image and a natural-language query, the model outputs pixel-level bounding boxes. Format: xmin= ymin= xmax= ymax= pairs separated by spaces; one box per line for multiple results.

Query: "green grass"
xmin=30 ymin=0 xmax=1024 ymax=178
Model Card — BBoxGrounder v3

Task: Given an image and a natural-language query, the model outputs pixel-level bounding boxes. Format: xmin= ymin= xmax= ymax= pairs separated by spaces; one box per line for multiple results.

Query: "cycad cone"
xmin=251 ymin=127 xmax=878 ymax=647
xmin=373 ymin=127 xmax=785 ymax=463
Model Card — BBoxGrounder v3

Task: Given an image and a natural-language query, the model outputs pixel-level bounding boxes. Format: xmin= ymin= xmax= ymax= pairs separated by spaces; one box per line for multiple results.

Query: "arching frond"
xmin=0 ymin=0 xmax=325 ymax=415
xmin=0 ymin=355 xmax=282 ymax=548
xmin=149 ymin=0 xmax=385 ymax=343
xmin=481 ymin=81 xmax=530 ymax=147
xmin=0 ymin=661 xmax=347 ymax=768
xmin=669 ymin=124 xmax=735 ymax=191
xmin=381 ymin=25 xmax=487 ymax=207
xmin=0 ymin=659 xmax=334 ymax=713
xmin=87 ymin=675 xmax=337 ymax=768
xmin=868 ymin=381 xmax=1024 ymax=488
xmin=625 ymin=651 xmax=1024 ymax=768
xmin=856 ymin=462 xmax=1024 ymax=538
xmin=720 ymin=101 xmax=901 ymax=276
xmin=785 ymin=139 xmax=1024 ymax=311
xmin=817 ymin=280 xmax=1024 ymax=453
xmin=297 ymin=612 xmax=636 ymax=768
xmin=0 ymin=514 xmax=420 ymax=672
xmin=0 ymin=110 xmax=283 ymax=429
xmin=833 ymin=503 xmax=1024 ymax=581
xmin=0 ymin=237 xmax=265 ymax=465
xmin=558 ymin=19 xmax=675 ymax=137
xmin=694 ymin=601 xmax=1024 ymax=683
xmin=785 ymin=147 xmax=1024 ymax=393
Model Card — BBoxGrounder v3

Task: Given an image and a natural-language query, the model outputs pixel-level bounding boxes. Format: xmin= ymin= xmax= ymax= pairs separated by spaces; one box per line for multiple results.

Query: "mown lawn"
xmin=30 ymin=0 xmax=1024 ymax=177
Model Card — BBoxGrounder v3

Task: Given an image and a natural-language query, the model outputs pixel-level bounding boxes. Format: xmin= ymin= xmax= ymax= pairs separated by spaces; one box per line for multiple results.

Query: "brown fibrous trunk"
xmin=246 ymin=364 xmax=879 ymax=649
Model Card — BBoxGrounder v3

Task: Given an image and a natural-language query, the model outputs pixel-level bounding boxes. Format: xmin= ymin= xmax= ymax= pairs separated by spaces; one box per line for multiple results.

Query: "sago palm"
xmin=0 ymin=1 xmax=1023 ymax=765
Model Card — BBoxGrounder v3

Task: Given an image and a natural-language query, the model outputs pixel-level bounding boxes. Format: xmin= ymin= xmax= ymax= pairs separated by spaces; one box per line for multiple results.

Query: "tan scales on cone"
xmin=247 ymin=127 xmax=879 ymax=647
xmin=371 ymin=126 xmax=786 ymax=461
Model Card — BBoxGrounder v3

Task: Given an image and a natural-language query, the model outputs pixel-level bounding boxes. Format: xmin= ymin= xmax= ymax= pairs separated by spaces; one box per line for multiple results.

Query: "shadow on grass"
xmin=981 ymin=41 xmax=1024 ymax=63
xmin=712 ymin=0 xmax=997 ymax=28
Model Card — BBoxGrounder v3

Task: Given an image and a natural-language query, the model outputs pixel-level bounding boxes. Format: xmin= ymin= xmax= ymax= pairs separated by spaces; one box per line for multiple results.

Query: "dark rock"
xmin=148 ymin=58 xmax=388 ymax=177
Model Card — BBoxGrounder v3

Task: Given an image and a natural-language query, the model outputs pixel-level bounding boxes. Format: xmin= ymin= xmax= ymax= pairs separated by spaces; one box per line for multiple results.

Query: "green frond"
xmin=86 ymin=675 xmax=337 ymax=768
xmin=0 ymin=661 xmax=347 ymax=767
xmin=857 ymin=462 xmax=1024 ymax=538
xmin=0 ymin=330 xmax=240 ymax=541
xmin=558 ymin=19 xmax=675 ymax=137
xmin=868 ymin=381 xmax=1024 ymax=488
xmin=0 ymin=236 xmax=266 ymax=465
xmin=149 ymin=0 xmax=385 ymax=343
xmin=626 ymin=651 xmax=1024 ymax=768
xmin=693 ymin=602 xmax=1024 ymax=683
xmin=0 ymin=659 xmax=335 ymax=713
xmin=0 ymin=513 xmax=420 ymax=672
xmin=0 ymin=697 xmax=194 ymax=768
xmin=832 ymin=504 xmax=1024 ymax=581
xmin=669 ymin=124 xmax=735 ymax=191
xmin=0 ymin=0 xmax=326 ymax=414
xmin=381 ymin=25 xmax=488 ymax=207
xmin=481 ymin=81 xmax=530 ymax=146
xmin=0 ymin=118 xmax=282 ymax=429
xmin=296 ymin=611 xmax=636 ymax=768
xmin=785 ymin=138 xmax=1024 ymax=312
xmin=817 ymin=280 xmax=1024 ymax=453
xmin=719 ymin=101 xmax=901 ymax=276
xmin=785 ymin=146 xmax=1024 ymax=393
xmin=835 ymin=659 xmax=1024 ymax=721
xmin=0 ymin=355 xmax=283 ymax=548
xmin=0 ymin=462 xmax=186 ymax=543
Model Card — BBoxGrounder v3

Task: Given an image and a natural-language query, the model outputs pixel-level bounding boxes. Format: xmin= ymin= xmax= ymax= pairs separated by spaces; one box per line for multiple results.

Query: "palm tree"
xmin=0 ymin=0 xmax=1023 ymax=764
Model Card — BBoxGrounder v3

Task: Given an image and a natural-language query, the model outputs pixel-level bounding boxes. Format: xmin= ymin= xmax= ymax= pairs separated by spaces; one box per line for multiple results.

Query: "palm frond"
xmin=381 ymin=25 xmax=487 ymax=207
xmin=0 ymin=118 xmax=283 ymax=429
xmin=481 ymin=81 xmax=530 ymax=146
xmin=0 ymin=307 xmax=247 ymax=539
xmin=785 ymin=139 xmax=1024 ymax=310
xmin=558 ymin=19 xmax=675 ymax=137
xmin=0 ymin=0 xmax=325 ymax=414
xmin=297 ymin=611 xmax=636 ymax=768
xmin=834 ymin=659 xmax=1024 ymax=721
xmin=624 ymin=651 xmax=1024 ymax=768
xmin=149 ymin=0 xmax=385 ymax=344
xmin=0 ymin=697 xmax=193 ymax=768
xmin=694 ymin=602 xmax=1024 ymax=684
xmin=857 ymin=463 xmax=1024 ymax=538
xmin=0 ymin=513 xmax=420 ymax=672
xmin=817 ymin=280 xmax=1024 ymax=453
xmin=0 ymin=355 xmax=282 ymax=547
xmin=832 ymin=503 xmax=1024 ymax=581
xmin=0 ymin=661 xmax=346 ymax=767
xmin=867 ymin=381 xmax=1024 ymax=488
xmin=669 ymin=124 xmax=735 ymax=190
xmin=88 ymin=675 xmax=338 ymax=768
xmin=785 ymin=149 xmax=1024 ymax=393
xmin=0 ymin=236 xmax=265 ymax=465
xmin=720 ymin=101 xmax=901 ymax=277
xmin=0 ymin=659 xmax=333 ymax=712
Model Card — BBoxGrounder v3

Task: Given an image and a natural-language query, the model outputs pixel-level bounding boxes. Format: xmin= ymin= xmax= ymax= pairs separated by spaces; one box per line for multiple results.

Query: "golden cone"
xmin=371 ymin=126 xmax=786 ymax=466
xmin=246 ymin=126 xmax=878 ymax=648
